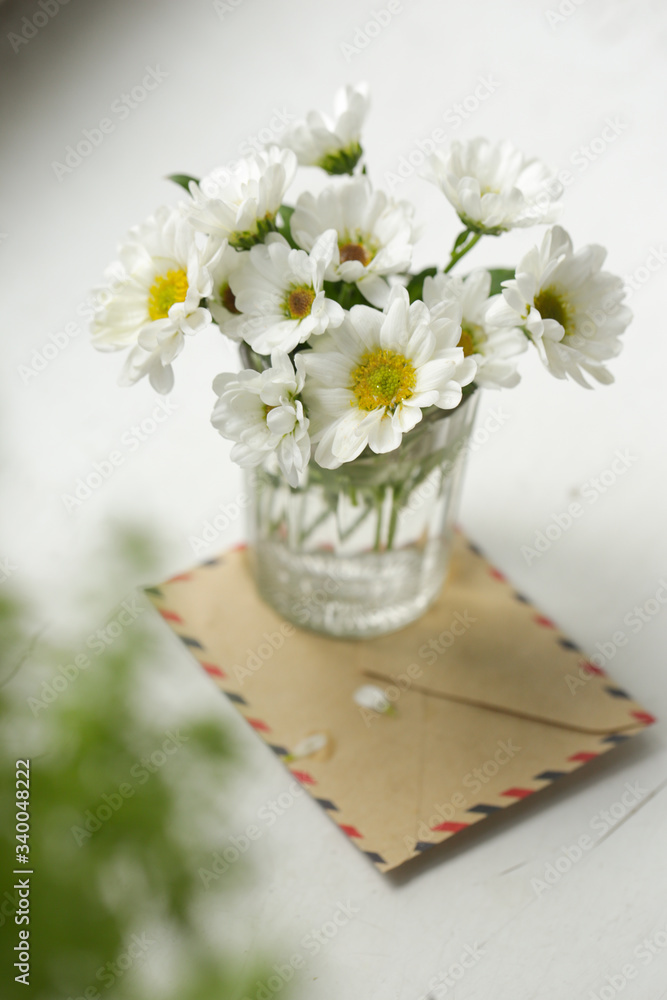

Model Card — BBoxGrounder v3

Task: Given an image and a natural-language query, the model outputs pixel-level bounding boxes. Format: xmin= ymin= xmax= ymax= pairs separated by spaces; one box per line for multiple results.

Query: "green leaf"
xmin=487 ymin=267 xmax=515 ymax=296
xmin=452 ymin=228 xmax=472 ymax=251
xmin=405 ymin=266 xmax=437 ymax=303
xmin=166 ymin=173 xmax=199 ymax=192
xmin=323 ymin=279 xmax=343 ymax=299
xmin=341 ymin=282 xmax=369 ymax=309
xmin=322 ymin=280 xmax=368 ymax=309
xmin=278 ymin=204 xmax=294 ymax=227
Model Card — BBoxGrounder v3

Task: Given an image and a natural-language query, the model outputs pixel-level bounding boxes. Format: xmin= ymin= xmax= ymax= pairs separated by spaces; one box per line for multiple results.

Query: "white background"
xmin=2 ymin=0 xmax=667 ymax=997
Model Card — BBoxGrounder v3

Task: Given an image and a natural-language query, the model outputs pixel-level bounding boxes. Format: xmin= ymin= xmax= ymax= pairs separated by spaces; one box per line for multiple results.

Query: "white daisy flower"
xmin=424 ymin=138 xmax=560 ymax=234
xmin=211 ymin=350 xmax=310 ymax=488
xmin=186 ymin=147 xmax=297 ymax=249
xmin=423 ymin=270 xmax=526 ymax=389
xmin=280 ymin=82 xmax=369 ymax=175
xmin=207 ymin=242 xmax=247 ymax=340
xmin=228 ymin=230 xmax=344 ymax=355
xmin=291 ymin=177 xmax=415 ymax=308
xmin=302 ymin=285 xmax=476 ymax=469
xmin=91 ymin=205 xmax=222 ymax=394
xmin=489 ymin=226 xmax=631 ymax=387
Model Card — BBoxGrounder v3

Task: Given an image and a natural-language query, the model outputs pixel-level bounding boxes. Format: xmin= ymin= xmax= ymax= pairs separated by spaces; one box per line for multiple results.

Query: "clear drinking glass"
xmin=247 ymin=391 xmax=480 ymax=639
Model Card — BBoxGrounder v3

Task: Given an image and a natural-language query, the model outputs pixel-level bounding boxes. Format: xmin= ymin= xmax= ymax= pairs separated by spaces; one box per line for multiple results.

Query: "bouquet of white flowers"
xmin=90 ymin=84 xmax=632 ymax=638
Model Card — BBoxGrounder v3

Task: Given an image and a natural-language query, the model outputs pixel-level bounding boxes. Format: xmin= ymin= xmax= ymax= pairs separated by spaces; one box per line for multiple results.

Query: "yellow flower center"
xmin=534 ymin=287 xmax=572 ymax=335
xmin=148 ymin=269 xmax=188 ymax=321
xmin=286 ymin=286 xmax=316 ymax=319
xmin=339 ymin=241 xmax=372 ymax=266
xmin=221 ymin=282 xmax=240 ymax=314
xmin=351 ymin=348 xmax=417 ymax=411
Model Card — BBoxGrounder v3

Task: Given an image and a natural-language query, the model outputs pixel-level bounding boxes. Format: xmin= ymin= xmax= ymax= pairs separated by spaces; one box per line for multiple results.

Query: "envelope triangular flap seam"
xmin=356 ymin=542 xmax=644 ymax=735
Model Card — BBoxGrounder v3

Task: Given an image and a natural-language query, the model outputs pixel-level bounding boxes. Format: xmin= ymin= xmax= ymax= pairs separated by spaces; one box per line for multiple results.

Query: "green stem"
xmin=386 ymin=488 xmax=401 ymax=551
xmin=444 ymin=231 xmax=482 ymax=273
xmin=338 ymin=504 xmax=373 ymax=542
xmin=373 ymin=490 xmax=385 ymax=552
xmin=298 ymin=504 xmax=333 ymax=546
xmin=339 ymin=282 xmax=357 ymax=309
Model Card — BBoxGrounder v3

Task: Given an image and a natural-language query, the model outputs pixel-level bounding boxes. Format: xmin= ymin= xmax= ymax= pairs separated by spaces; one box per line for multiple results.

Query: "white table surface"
xmin=2 ymin=0 xmax=667 ymax=996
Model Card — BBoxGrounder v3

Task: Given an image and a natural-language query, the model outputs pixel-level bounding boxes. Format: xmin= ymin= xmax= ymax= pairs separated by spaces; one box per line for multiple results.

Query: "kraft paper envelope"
xmin=146 ymin=534 xmax=655 ymax=873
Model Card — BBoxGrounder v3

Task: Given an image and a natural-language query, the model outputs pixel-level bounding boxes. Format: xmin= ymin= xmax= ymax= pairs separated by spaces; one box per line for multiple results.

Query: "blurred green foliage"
xmin=0 ymin=528 xmax=276 ymax=1000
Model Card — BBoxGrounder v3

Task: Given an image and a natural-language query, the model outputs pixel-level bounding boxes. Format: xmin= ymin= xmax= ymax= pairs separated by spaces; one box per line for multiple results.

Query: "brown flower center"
xmin=339 ymin=242 xmax=371 ymax=266
xmin=221 ymin=282 xmax=240 ymax=314
xmin=286 ymin=287 xmax=316 ymax=319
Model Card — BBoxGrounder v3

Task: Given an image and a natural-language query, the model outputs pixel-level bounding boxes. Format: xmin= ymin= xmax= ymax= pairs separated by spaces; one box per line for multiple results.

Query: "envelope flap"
xmin=359 ymin=540 xmax=647 ymax=735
